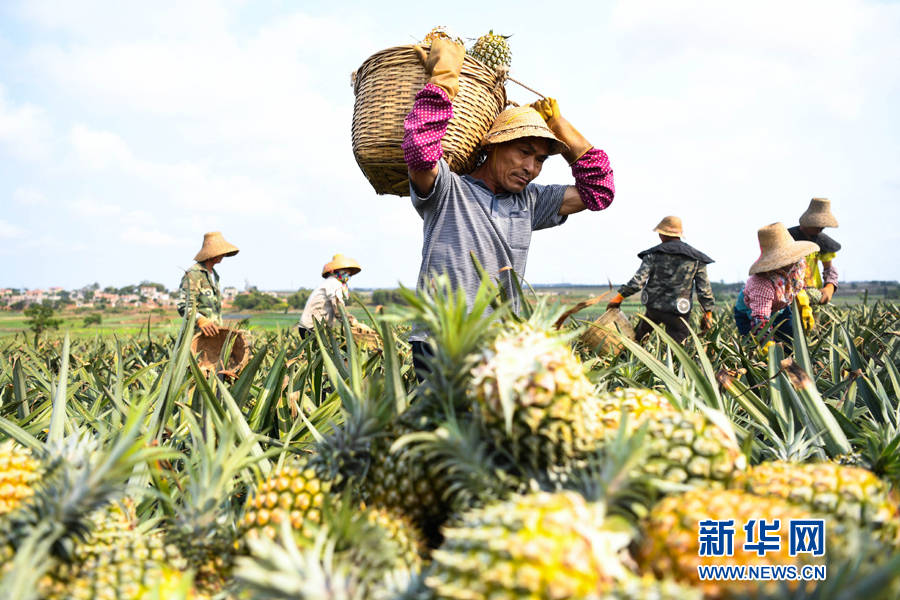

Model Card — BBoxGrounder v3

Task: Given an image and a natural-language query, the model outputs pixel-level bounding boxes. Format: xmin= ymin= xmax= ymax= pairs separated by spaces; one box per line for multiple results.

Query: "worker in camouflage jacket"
xmin=607 ymin=216 xmax=715 ymax=343
xmin=177 ymin=231 xmax=239 ymax=336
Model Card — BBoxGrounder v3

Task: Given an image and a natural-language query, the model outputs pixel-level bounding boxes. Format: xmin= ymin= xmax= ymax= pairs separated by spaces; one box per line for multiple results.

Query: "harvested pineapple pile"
xmin=1 ymin=282 xmax=900 ymax=599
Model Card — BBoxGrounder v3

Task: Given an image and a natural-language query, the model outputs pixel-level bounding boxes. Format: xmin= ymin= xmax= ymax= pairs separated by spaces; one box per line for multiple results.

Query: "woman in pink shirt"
xmin=734 ymin=223 xmax=819 ymax=345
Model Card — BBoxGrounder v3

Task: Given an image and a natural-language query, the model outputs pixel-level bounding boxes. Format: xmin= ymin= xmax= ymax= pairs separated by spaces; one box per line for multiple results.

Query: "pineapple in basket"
xmin=468 ymin=30 xmax=512 ymax=70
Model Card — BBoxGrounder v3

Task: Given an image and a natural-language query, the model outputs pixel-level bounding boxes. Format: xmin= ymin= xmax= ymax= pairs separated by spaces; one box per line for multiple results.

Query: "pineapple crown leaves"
xmin=159 ymin=409 xmax=264 ymax=538
xmin=398 ymin=272 xmax=507 ymax=417
xmin=0 ymin=523 xmax=60 ymax=600
xmin=235 ymin=521 xmax=372 ymax=600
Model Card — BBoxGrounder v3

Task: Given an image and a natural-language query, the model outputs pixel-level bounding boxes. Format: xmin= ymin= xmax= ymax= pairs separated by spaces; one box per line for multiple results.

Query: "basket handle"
xmin=506 ymin=76 xmax=547 ymax=100
xmin=553 ymin=290 xmax=616 ymax=330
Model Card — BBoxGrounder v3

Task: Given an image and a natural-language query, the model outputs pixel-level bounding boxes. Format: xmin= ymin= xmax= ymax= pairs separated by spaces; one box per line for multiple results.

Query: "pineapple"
xmin=426 ymin=490 xmax=633 ymax=599
xmin=421 ymin=26 xmax=463 ymax=45
xmin=468 ymin=30 xmax=512 ymax=70
xmin=357 ymin=424 xmax=450 ymax=546
xmin=238 ymin=456 xmax=331 ymax=545
xmin=638 ymin=488 xmax=825 ymax=598
xmin=471 ymin=323 xmax=599 ymax=469
xmin=593 ymin=388 xmax=747 ymax=486
xmin=731 ymin=461 xmax=900 ymax=545
xmin=0 ymin=440 xmax=41 ymax=516
xmin=40 ymin=499 xmax=188 ymax=600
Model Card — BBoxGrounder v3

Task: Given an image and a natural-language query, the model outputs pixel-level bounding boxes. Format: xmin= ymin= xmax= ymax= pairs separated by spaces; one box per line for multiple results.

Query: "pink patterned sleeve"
xmin=402 ymin=83 xmax=453 ymax=172
xmin=823 ymin=263 xmax=838 ymax=286
xmin=570 ymin=148 xmax=615 ymax=211
xmin=745 ymin=275 xmax=775 ymax=329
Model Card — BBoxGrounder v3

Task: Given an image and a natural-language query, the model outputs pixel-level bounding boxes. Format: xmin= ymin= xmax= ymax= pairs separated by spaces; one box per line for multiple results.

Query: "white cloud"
xmin=13 ymin=187 xmax=47 ymax=205
xmin=0 ymin=219 xmax=25 ymax=239
xmin=0 ymin=85 xmax=53 ymax=161
xmin=119 ymin=226 xmax=179 ymax=247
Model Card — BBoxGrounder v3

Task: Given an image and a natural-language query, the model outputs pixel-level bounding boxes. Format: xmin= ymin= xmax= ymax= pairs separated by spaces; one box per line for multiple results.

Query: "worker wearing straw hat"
xmin=177 ymin=232 xmax=239 ymax=337
xmin=734 ymin=223 xmax=818 ymax=345
xmin=297 ymin=254 xmax=361 ymax=339
xmin=606 ymin=216 xmax=715 ymax=344
xmin=402 ymin=39 xmax=614 ymax=374
xmin=788 ymin=198 xmax=841 ymax=305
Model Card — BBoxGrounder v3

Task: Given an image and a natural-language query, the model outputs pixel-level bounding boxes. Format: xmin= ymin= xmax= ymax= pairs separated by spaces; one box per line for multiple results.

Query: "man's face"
xmin=487 ymin=138 xmax=551 ymax=193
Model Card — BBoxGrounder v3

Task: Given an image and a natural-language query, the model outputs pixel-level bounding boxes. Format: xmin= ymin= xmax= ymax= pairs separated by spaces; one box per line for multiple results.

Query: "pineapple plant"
xmin=468 ymin=30 xmax=512 ymax=70
xmin=731 ymin=461 xmax=900 ymax=545
xmin=0 ymin=440 xmax=41 ymax=517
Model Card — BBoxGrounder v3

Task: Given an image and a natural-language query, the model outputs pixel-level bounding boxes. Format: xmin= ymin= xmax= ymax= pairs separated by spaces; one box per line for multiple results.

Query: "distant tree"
xmin=84 ymin=290 xmax=95 ymax=301
xmin=87 ymin=282 xmax=100 ymax=291
xmin=287 ymin=289 xmax=311 ymax=310
xmin=233 ymin=291 xmax=281 ymax=311
xmin=83 ymin=313 xmax=102 ymax=327
xmin=59 ymin=290 xmax=74 ymax=305
xmin=118 ymin=285 xmax=137 ymax=295
xmin=10 ymin=300 xmax=26 ymax=311
xmin=103 ymin=286 xmax=117 ymax=294
xmin=25 ymin=304 xmax=62 ymax=346
xmin=371 ymin=289 xmax=408 ymax=306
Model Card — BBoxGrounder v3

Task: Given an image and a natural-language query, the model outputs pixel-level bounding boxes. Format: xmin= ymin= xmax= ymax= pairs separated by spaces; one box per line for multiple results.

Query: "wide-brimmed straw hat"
xmin=653 ymin=216 xmax=683 ymax=238
xmin=798 ymin=198 xmax=839 ymax=228
xmin=480 ymin=106 xmax=569 ymax=156
xmin=749 ymin=222 xmax=819 ymax=275
xmin=322 ymin=254 xmax=362 ymax=278
xmin=194 ymin=232 xmax=239 ymax=262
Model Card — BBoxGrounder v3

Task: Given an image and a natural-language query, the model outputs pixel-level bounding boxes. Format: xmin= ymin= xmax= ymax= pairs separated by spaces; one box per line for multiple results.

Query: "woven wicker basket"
xmin=190 ymin=328 xmax=250 ymax=376
xmin=351 ymin=324 xmax=381 ymax=351
xmin=581 ymin=309 xmax=636 ymax=358
xmin=352 ymin=44 xmax=507 ymax=196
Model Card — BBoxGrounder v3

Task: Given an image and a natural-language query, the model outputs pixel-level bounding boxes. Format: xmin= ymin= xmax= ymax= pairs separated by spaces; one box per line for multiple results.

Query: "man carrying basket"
xmin=403 ymin=39 xmax=616 ymax=374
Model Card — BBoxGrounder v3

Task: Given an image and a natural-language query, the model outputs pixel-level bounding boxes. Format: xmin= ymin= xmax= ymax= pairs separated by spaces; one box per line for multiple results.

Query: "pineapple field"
xmin=2 ymin=276 xmax=900 ymax=599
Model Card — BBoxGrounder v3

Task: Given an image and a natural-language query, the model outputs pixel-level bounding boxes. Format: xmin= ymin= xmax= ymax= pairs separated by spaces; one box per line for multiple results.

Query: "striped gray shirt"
xmin=410 ymin=160 xmax=567 ymax=340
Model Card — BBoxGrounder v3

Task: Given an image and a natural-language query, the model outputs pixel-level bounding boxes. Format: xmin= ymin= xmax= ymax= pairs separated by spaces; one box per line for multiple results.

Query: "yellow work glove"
xmin=413 ymin=37 xmax=466 ymax=100
xmin=197 ymin=316 xmax=219 ymax=337
xmin=757 ymin=340 xmax=775 ymax=358
xmin=796 ymin=290 xmax=815 ymax=332
xmin=606 ymin=293 xmax=625 ymax=311
xmin=700 ymin=311 xmax=714 ymax=332
xmin=530 ymin=97 xmax=592 ymax=164
xmin=820 ymin=283 xmax=835 ymax=304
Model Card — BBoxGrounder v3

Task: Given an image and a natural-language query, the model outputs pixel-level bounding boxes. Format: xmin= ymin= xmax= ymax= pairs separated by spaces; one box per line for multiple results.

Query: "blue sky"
xmin=1 ymin=0 xmax=898 ymax=291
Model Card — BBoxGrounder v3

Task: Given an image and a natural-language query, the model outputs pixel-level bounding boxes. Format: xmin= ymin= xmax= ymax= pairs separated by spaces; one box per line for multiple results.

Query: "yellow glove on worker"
xmin=796 ymin=290 xmax=815 ymax=332
xmin=530 ymin=98 xmax=593 ymax=164
xmin=820 ymin=283 xmax=835 ymax=304
xmin=413 ymin=38 xmax=466 ymax=100
xmin=197 ymin=316 xmax=219 ymax=337
xmin=757 ymin=340 xmax=775 ymax=358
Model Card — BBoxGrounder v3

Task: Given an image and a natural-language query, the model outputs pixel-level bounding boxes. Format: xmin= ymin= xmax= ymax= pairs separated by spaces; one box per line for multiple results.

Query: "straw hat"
xmin=322 ymin=254 xmax=362 ymax=278
xmin=194 ymin=232 xmax=239 ymax=262
xmin=749 ymin=223 xmax=819 ymax=275
xmin=653 ymin=216 xmax=683 ymax=238
xmin=798 ymin=198 xmax=839 ymax=228
xmin=480 ymin=106 xmax=569 ymax=155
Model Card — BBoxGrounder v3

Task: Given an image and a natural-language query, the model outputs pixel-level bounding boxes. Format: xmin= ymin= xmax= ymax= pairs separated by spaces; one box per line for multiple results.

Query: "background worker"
xmin=606 ymin=216 xmax=715 ymax=343
xmin=298 ymin=254 xmax=361 ymax=339
xmin=177 ymin=231 xmax=239 ymax=337
xmin=788 ymin=198 xmax=840 ymax=304
xmin=402 ymin=38 xmax=615 ymax=376
xmin=734 ymin=223 xmax=818 ymax=346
